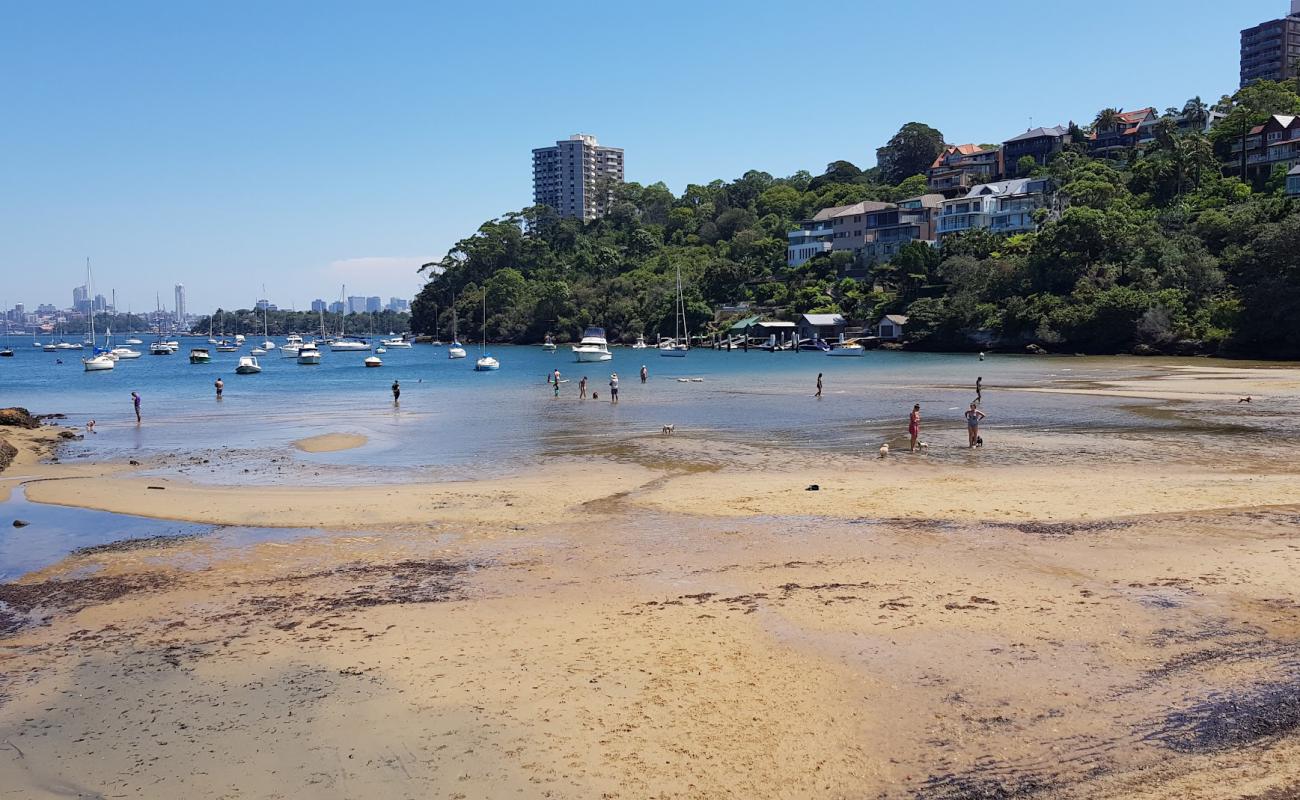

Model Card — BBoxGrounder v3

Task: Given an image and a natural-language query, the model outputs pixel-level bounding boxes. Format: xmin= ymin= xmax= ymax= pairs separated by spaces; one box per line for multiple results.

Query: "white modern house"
xmin=877 ymin=315 xmax=908 ymax=340
xmin=939 ymin=178 xmax=1056 ymax=238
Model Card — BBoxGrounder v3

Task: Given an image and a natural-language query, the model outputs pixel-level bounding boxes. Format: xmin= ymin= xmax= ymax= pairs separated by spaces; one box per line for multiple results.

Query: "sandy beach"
xmin=2 ymin=364 xmax=1299 ymax=799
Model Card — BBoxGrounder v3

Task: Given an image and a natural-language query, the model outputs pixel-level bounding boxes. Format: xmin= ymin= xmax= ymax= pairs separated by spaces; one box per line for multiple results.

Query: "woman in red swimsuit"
xmin=909 ymin=404 xmax=921 ymax=453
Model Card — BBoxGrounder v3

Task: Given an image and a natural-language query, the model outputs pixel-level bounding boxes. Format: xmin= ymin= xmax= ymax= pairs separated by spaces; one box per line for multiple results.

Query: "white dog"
xmin=879 ymin=444 xmax=890 ymax=458
xmin=661 ymin=424 xmax=675 ymax=435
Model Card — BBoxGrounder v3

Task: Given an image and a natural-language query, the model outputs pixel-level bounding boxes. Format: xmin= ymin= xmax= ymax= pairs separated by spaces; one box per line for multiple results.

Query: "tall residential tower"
xmin=1240 ymin=1 xmax=1300 ymax=87
xmin=532 ymin=134 xmax=624 ymax=221
xmin=174 ymin=284 xmax=187 ymax=327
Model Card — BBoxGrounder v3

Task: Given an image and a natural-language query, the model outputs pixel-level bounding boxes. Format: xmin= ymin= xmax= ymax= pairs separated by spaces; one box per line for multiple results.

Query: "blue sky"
xmin=0 ymin=0 xmax=1281 ymax=313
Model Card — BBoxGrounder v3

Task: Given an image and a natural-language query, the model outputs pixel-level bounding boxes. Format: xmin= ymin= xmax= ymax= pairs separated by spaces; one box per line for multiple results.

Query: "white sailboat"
xmin=330 ymin=285 xmax=371 ymax=351
xmin=474 ymin=295 xmax=499 ymax=371
xmin=448 ymin=292 xmax=466 ymax=359
xmin=82 ymin=259 xmax=115 ymax=371
xmin=659 ymin=264 xmax=689 ymax=357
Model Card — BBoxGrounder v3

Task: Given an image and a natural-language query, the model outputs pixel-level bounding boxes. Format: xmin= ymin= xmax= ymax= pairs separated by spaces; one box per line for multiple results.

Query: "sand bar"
xmin=292 ymin=432 xmax=368 ymax=452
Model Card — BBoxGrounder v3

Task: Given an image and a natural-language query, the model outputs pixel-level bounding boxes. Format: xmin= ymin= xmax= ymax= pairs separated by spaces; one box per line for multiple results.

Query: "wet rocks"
xmin=0 ymin=407 xmax=39 ymax=429
xmin=0 ymin=438 xmax=16 ymax=472
xmin=11 ymin=519 xmax=29 ymax=528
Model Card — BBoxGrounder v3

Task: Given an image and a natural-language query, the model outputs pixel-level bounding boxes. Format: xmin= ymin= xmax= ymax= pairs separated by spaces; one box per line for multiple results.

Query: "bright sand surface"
xmin=2 ymin=364 xmax=1300 ymax=799
xmin=292 ymin=432 xmax=368 ymax=453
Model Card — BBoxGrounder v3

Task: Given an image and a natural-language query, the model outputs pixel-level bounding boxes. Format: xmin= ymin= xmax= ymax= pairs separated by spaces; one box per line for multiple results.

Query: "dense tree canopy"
xmin=412 ymin=83 xmax=1300 ymax=357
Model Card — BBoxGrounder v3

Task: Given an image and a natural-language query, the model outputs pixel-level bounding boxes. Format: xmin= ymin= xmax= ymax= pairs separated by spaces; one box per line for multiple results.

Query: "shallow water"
xmin=7 ymin=339 xmax=1294 ymax=479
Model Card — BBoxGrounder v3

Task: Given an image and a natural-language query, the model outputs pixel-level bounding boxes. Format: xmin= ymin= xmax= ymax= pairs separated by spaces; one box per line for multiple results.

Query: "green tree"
xmin=876 ymin=123 xmax=945 ymax=184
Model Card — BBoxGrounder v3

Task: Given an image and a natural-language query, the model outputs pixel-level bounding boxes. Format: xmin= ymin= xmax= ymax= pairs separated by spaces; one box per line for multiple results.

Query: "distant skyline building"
xmin=1240 ymin=1 xmax=1300 ymax=86
xmin=365 ymin=296 xmax=381 ymax=313
xmin=386 ymin=297 xmax=409 ymax=312
xmin=346 ymin=295 xmax=367 ymax=314
xmin=329 ymin=300 xmax=345 ymax=315
xmin=174 ymin=284 xmax=186 ymax=326
xmin=72 ymin=284 xmax=89 ymax=312
xmin=310 ymin=299 xmax=327 ymax=313
xmin=532 ymin=133 xmax=624 ymax=221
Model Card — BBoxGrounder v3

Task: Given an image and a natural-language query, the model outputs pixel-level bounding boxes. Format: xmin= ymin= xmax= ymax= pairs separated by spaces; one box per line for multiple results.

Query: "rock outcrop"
xmin=0 ymin=407 xmax=40 ymax=429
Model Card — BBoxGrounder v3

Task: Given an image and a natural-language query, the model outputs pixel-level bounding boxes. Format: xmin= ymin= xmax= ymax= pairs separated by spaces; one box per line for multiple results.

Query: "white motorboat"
xmin=251 ymin=347 xmax=267 ymax=355
xmin=297 ymin=344 xmax=321 ymax=365
xmin=631 ymin=335 xmax=648 ymax=349
xmin=280 ymin=333 xmax=304 ymax=357
xmin=125 ymin=338 xmax=143 ymax=345
xmin=190 ymin=347 xmax=212 ymax=364
xmin=364 ymin=355 xmax=383 ymax=367
xmin=660 ymin=264 xmax=689 ymax=357
xmin=541 ymin=334 xmax=557 ymax=352
xmin=216 ymin=340 xmax=239 ymax=352
xmin=55 ymin=341 xmax=82 ymax=351
xmin=572 ymin=326 xmax=613 ymax=363
xmin=234 ymin=355 xmax=262 ymax=374
xmin=234 ymin=334 xmax=246 ymax=345
xmin=380 ymin=337 xmax=412 ymax=348
xmin=826 ymin=343 xmax=866 ymax=357
xmin=111 ymin=346 xmax=142 ymax=360
xmin=42 ymin=342 xmax=58 ymax=352
xmin=164 ymin=340 xmax=180 ymax=350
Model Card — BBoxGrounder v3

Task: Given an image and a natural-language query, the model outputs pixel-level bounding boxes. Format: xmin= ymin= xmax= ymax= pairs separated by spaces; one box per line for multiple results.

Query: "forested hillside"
xmin=412 ymin=82 xmax=1300 ymax=358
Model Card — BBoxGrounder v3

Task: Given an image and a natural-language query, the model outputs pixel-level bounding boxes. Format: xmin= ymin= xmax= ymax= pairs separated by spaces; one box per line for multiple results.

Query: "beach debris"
xmin=12 ymin=519 xmax=29 ymax=528
xmin=129 ymin=459 xmax=140 ymax=465
xmin=805 ymin=484 xmax=820 ymax=491
xmin=147 ymin=485 xmax=166 ymax=491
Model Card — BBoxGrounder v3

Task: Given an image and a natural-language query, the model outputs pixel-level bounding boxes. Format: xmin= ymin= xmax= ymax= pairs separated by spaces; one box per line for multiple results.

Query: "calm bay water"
xmin=0 ymin=335 xmax=1245 ymax=476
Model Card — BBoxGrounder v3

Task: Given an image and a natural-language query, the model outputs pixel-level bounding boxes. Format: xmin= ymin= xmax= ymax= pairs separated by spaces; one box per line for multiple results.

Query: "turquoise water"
xmin=0 ymin=335 xmax=1219 ymax=474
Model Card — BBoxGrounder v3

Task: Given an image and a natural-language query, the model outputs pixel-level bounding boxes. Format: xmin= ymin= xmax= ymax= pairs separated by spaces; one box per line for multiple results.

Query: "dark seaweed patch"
xmin=1143 ymin=679 xmax=1300 ymax=753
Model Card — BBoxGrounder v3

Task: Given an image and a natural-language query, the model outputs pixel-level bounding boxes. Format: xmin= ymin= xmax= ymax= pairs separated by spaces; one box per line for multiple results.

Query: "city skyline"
xmin=0 ymin=0 xmax=1283 ymax=308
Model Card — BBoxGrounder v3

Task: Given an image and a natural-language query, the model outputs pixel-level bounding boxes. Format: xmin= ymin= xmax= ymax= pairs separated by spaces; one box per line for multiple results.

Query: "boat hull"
xmin=83 ymin=357 xmax=115 ymax=371
xmin=573 ymin=348 xmax=612 ymax=363
xmin=826 ymin=347 xmax=865 ymax=357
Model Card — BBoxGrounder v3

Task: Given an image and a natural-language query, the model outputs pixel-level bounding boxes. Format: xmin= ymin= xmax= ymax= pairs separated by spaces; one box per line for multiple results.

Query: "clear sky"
xmin=0 ymin=0 xmax=1282 ymax=313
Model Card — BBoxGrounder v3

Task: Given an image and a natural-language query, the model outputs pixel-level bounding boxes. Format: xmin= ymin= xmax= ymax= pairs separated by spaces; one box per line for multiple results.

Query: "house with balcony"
xmin=1003 ymin=126 xmax=1071 ymax=174
xmin=990 ymin=178 xmax=1056 ymax=235
xmin=860 ymin=194 xmax=944 ymax=264
xmin=940 ymin=179 xmax=1058 ymax=239
xmin=1288 ymin=165 xmax=1300 ymax=196
xmin=928 ymin=145 xmax=1004 ymax=196
xmin=1089 ymin=108 xmax=1157 ymax=157
xmin=786 ymin=206 xmax=842 ymax=267
xmin=1229 ymin=114 xmax=1300 ymax=180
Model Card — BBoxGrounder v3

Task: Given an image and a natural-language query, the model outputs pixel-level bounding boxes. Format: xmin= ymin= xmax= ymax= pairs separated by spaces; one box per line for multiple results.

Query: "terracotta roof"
xmin=930 ymin=144 xmax=998 ymax=170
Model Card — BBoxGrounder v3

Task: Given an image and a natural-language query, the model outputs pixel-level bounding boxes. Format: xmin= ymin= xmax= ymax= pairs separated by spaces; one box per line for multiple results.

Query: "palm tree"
xmin=1093 ymin=107 xmax=1122 ymax=134
xmin=1182 ymin=96 xmax=1210 ymax=131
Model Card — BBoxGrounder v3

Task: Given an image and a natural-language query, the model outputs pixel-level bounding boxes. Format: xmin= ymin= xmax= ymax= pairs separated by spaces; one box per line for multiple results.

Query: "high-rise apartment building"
xmin=1241 ymin=1 xmax=1300 ymax=87
xmin=174 ymin=284 xmax=186 ymax=326
xmin=532 ymin=134 xmax=624 ymax=221
xmin=329 ymin=300 xmax=345 ymax=315
xmin=72 ymin=284 xmax=89 ymax=312
xmin=346 ymin=296 xmax=367 ymax=314
xmin=310 ymin=299 xmax=327 ymax=313
xmin=365 ymin=296 xmax=382 ymax=313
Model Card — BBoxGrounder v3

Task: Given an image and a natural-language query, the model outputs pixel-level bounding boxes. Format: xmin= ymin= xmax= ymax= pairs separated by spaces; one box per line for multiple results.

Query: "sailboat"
xmin=448 ymin=292 xmax=466 ymax=359
xmin=474 ymin=294 xmax=499 ymax=371
xmin=82 ymin=260 xmax=115 ymax=371
xmin=330 ymin=285 xmax=370 ymax=351
xmin=0 ymin=310 xmax=12 ymax=357
xmin=257 ymin=286 xmax=275 ymax=351
xmin=108 ymin=326 xmax=142 ymax=359
xmin=659 ymin=264 xmax=689 ymax=357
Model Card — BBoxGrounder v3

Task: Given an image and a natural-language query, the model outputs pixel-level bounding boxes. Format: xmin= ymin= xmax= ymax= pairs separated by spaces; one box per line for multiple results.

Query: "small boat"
xmin=234 ymin=334 xmax=246 ymax=345
xmin=448 ymin=341 xmax=466 ymax=359
xmin=0 ymin=348 xmax=12 ymax=358
xmin=83 ymin=353 xmax=115 ymax=371
xmin=474 ymin=295 xmax=498 ymax=370
xmin=250 ymin=347 xmax=268 ymax=355
xmin=234 ymin=355 xmax=262 ymax=374
xmin=826 ymin=343 xmax=866 ymax=357
xmin=660 ymin=264 xmax=689 ymax=358
xmin=572 ymin=326 xmax=613 ymax=362
xmin=799 ymin=338 xmax=831 ymax=352
xmin=55 ymin=341 xmax=82 ymax=351
xmin=541 ymin=334 xmax=557 ymax=352
xmin=381 ymin=337 xmax=412 ymax=348
xmin=631 ymin=335 xmax=648 ymax=349
xmin=164 ymin=340 xmax=180 ymax=350
xmin=364 ymin=355 xmax=382 ymax=367
xmin=110 ymin=346 xmax=142 ymax=360
xmin=375 ymin=347 xmax=387 ymax=354
xmin=297 ymin=344 xmax=321 ymax=365
xmin=280 ymin=333 xmax=304 ymax=357
xmin=189 ymin=347 xmax=212 ymax=364
xmin=150 ymin=341 xmax=173 ymax=355
xmin=330 ymin=336 xmax=371 ymax=352
xmin=125 ymin=338 xmax=143 ymax=345
xmin=42 ymin=342 xmax=58 ymax=352
xmin=216 ymin=339 xmax=239 ymax=352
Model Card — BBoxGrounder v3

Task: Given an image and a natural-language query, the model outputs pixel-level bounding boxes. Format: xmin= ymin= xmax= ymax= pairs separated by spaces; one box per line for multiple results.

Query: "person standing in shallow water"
xmin=975 ymin=376 xmax=982 ymax=404
xmin=965 ymin=402 xmax=986 ymax=448
xmin=909 ymin=404 xmax=921 ymax=453
xmin=131 ymin=391 xmax=141 ymax=423
xmin=214 ymin=377 xmax=223 ymax=399
xmin=609 ymin=373 xmax=619 ymax=404
xmin=392 ymin=380 xmax=400 ymax=404
xmin=579 ymin=376 xmax=587 ymax=400
xmin=815 ymin=373 xmax=823 ymax=399
xmin=640 ymin=365 xmax=648 ymax=383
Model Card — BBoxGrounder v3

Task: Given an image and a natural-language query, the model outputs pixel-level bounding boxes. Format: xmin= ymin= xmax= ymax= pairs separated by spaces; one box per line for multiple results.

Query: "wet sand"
xmin=293 ymin=432 xmax=369 ymax=453
xmin=2 ymin=368 xmax=1300 ymax=799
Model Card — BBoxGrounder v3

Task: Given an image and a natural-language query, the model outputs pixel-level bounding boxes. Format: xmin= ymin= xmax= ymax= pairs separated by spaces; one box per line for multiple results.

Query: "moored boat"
xmin=297 ymin=344 xmax=321 ymax=365
xmin=234 ymin=355 xmax=262 ymax=374
xmin=364 ymin=355 xmax=383 ymax=367
xmin=189 ymin=347 xmax=212 ymax=364
xmin=572 ymin=326 xmax=613 ymax=363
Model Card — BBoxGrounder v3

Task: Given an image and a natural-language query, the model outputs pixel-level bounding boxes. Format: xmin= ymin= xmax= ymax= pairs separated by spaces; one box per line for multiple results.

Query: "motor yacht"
xmin=296 ymin=344 xmax=321 ymax=365
xmin=572 ymin=326 xmax=613 ymax=363
xmin=234 ymin=355 xmax=262 ymax=374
